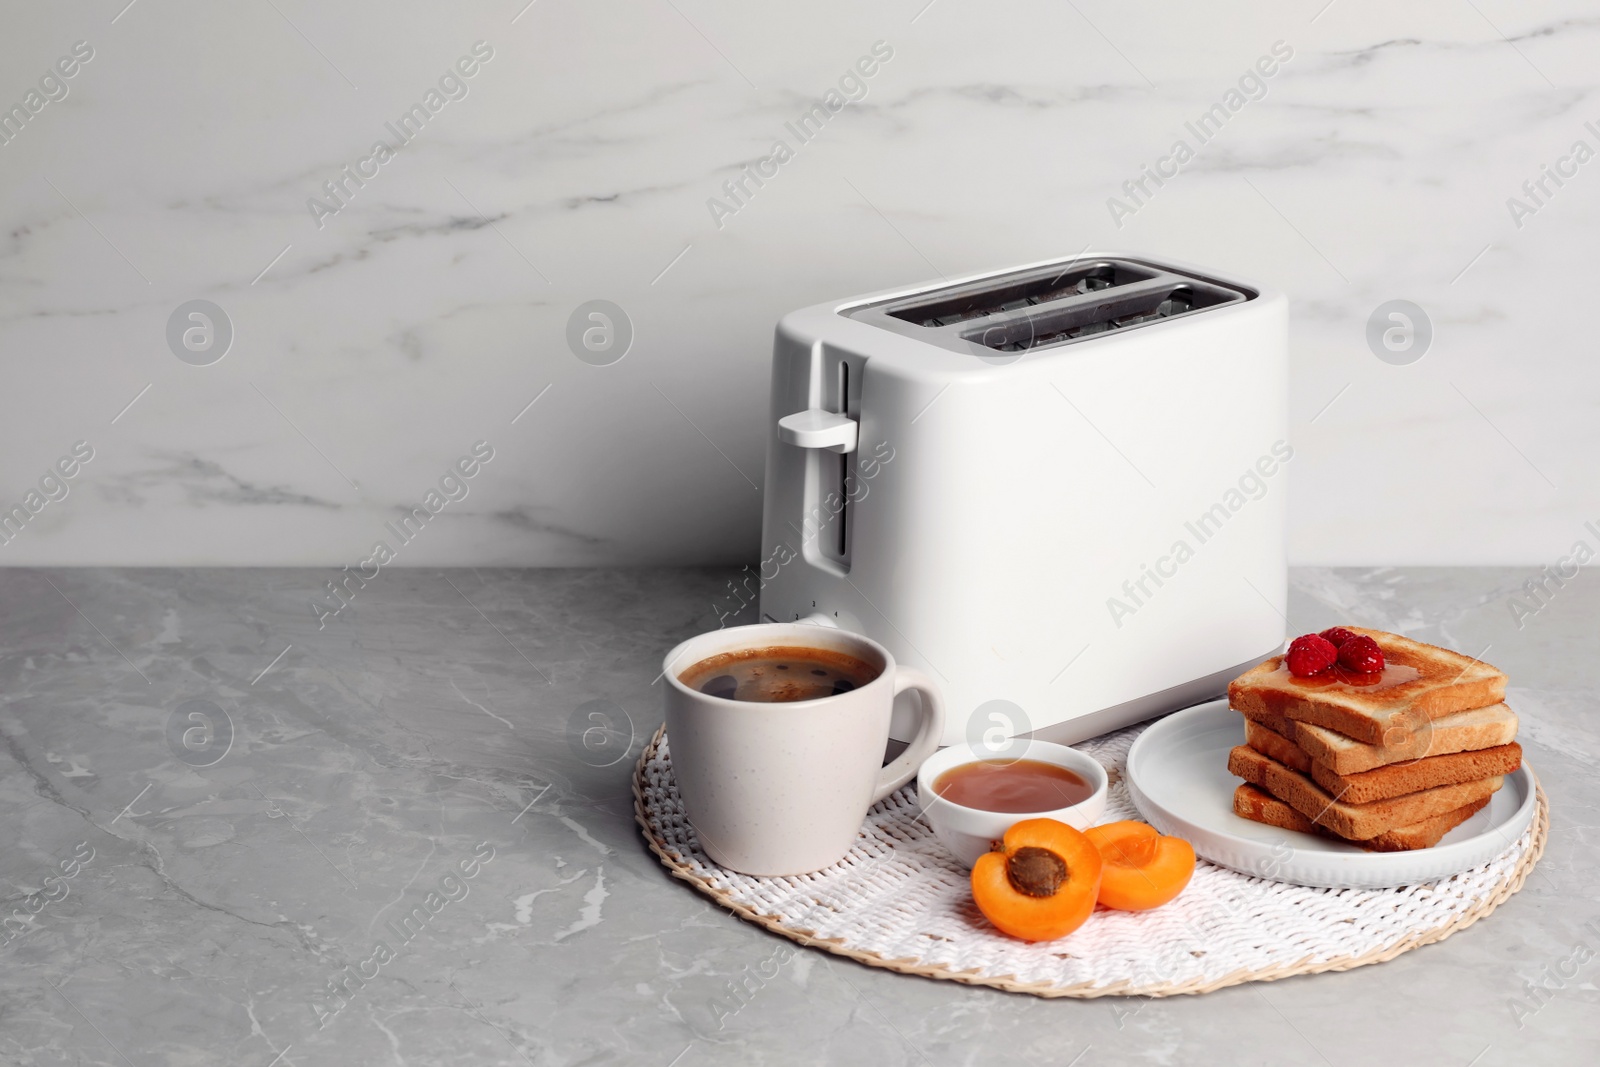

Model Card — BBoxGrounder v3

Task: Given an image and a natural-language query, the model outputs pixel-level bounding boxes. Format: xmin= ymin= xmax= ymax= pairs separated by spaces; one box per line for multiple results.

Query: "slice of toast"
xmin=1233 ymin=783 xmax=1491 ymax=852
xmin=1237 ymin=703 xmax=1519 ymax=775
xmin=1243 ymin=717 xmax=1315 ymax=773
xmin=1245 ymin=720 xmax=1522 ymax=804
xmin=1228 ymin=627 xmax=1506 ymax=745
xmin=1227 ymin=745 xmax=1504 ymax=841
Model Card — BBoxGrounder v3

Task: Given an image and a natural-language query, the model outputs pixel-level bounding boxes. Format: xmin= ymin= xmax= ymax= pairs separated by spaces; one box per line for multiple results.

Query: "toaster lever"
xmin=777 ymin=409 xmax=858 ymax=453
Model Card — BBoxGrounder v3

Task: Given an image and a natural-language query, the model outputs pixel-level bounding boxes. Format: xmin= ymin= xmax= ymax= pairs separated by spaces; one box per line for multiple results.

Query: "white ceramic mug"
xmin=662 ymin=623 xmax=945 ymax=876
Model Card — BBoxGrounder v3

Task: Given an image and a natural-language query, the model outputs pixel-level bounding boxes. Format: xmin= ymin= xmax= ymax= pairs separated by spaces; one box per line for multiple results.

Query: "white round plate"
xmin=1125 ymin=699 xmax=1536 ymax=889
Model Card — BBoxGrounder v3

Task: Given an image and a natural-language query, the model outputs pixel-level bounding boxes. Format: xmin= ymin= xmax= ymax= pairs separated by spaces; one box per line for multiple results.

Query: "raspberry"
xmin=1337 ymin=634 xmax=1385 ymax=673
xmin=1319 ymin=626 xmax=1357 ymax=648
xmin=1285 ymin=634 xmax=1338 ymax=677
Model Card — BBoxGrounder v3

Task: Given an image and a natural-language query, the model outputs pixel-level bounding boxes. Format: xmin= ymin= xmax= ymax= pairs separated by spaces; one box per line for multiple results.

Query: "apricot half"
xmin=1084 ymin=820 xmax=1195 ymax=911
xmin=971 ymin=818 xmax=1103 ymax=942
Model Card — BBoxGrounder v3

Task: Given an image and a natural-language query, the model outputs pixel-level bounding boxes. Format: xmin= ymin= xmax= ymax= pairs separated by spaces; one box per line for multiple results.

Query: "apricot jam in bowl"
xmin=916 ymin=739 xmax=1108 ymax=868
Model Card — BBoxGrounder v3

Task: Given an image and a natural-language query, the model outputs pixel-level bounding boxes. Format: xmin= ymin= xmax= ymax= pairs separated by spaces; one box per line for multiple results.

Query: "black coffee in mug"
xmin=679 ymin=645 xmax=880 ymax=703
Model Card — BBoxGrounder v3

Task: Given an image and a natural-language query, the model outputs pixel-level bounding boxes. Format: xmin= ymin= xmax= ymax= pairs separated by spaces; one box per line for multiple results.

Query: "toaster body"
xmin=758 ymin=254 xmax=1288 ymax=746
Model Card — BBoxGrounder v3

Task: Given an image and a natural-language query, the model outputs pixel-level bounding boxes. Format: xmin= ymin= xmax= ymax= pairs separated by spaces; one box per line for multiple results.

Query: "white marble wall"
xmin=0 ymin=0 xmax=1594 ymax=566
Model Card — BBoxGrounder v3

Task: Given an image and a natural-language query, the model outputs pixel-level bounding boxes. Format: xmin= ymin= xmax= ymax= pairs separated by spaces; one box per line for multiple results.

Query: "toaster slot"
xmin=839 ymin=255 xmax=1253 ymax=355
xmin=963 ymin=281 xmax=1236 ymax=353
xmin=886 ymin=261 xmax=1154 ymax=328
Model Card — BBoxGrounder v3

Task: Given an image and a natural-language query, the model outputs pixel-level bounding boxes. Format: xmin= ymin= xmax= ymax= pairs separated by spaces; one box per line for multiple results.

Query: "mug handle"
xmin=871 ymin=666 xmax=946 ymax=804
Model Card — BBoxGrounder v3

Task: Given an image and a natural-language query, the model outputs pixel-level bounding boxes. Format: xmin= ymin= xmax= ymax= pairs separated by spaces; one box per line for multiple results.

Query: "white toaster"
xmin=757 ymin=253 xmax=1289 ymax=746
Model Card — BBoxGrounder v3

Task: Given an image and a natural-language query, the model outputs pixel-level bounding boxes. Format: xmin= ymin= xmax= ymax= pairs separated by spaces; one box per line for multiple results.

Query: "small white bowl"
xmin=916 ymin=739 xmax=1109 ymax=868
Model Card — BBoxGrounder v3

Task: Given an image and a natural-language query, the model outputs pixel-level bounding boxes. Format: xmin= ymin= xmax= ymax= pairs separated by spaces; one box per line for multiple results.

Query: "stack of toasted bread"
xmin=1226 ymin=627 xmax=1521 ymax=852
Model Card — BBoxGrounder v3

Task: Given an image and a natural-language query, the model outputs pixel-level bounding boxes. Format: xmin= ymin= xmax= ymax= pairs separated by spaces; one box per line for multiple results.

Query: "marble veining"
xmin=0 ymin=565 xmax=1595 ymax=1064
xmin=0 ymin=3 xmax=1596 ymax=564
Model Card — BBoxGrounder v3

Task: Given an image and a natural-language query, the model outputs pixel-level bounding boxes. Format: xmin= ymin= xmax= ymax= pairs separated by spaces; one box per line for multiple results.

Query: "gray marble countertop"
xmin=1 ymin=567 xmax=1595 ymax=1066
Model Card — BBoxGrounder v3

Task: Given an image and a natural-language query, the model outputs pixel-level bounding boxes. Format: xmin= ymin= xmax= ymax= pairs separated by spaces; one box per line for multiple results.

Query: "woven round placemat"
xmin=634 ymin=722 xmax=1547 ymax=998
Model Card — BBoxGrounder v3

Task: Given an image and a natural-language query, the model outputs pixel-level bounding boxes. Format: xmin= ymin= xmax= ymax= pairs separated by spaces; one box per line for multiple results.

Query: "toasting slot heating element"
xmin=844 ymin=258 xmax=1250 ymax=355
